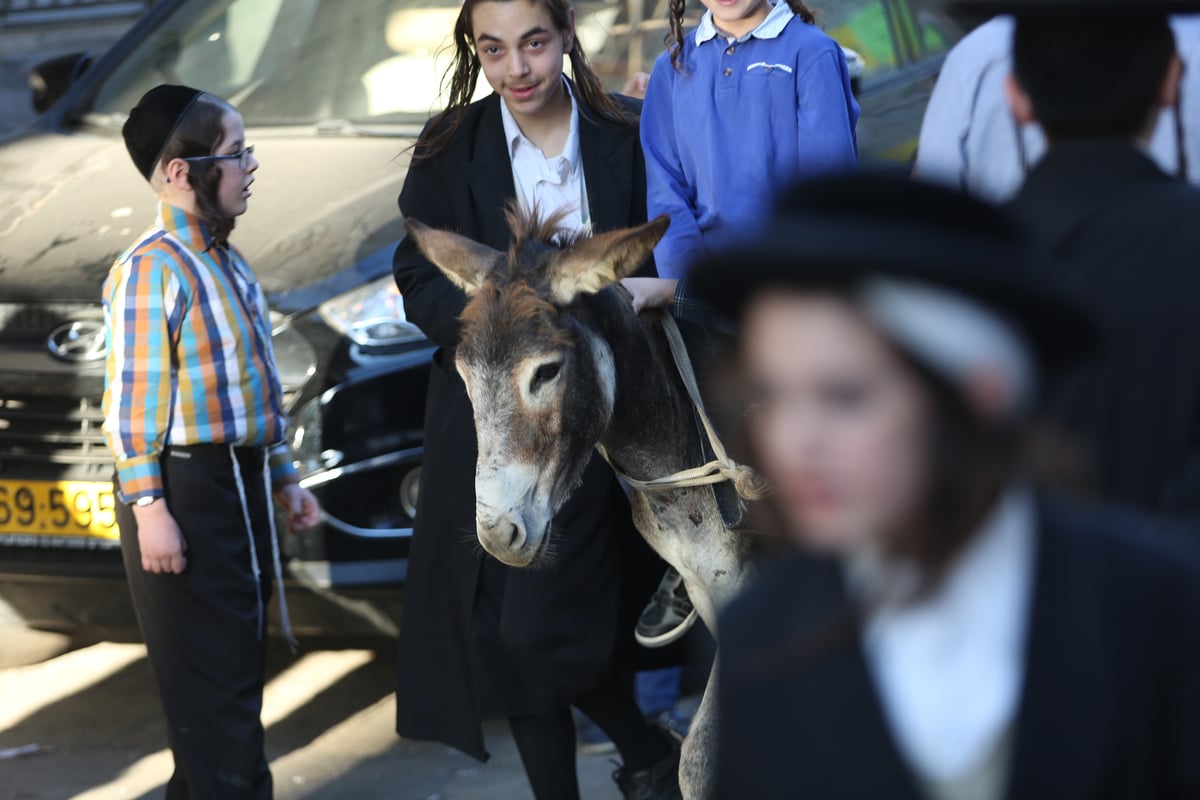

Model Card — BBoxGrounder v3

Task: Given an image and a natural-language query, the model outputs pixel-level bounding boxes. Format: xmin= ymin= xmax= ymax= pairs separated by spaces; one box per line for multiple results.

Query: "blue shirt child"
xmin=641 ymin=0 xmax=861 ymax=280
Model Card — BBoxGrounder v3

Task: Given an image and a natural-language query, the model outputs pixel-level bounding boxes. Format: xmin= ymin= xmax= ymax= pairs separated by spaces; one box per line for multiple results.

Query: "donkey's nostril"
xmin=507 ymin=523 xmax=521 ymax=548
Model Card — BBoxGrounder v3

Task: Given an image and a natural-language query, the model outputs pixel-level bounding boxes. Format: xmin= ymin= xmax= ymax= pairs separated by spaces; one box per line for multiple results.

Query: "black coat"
xmin=1008 ymin=142 xmax=1200 ymax=513
xmin=391 ymin=89 xmax=664 ymax=761
xmin=715 ymin=494 xmax=1200 ymax=799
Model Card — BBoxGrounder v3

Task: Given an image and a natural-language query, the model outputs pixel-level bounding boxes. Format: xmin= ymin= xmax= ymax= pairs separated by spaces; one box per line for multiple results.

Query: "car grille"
xmin=0 ymin=395 xmax=111 ymax=471
xmin=0 ymin=303 xmax=103 ymax=346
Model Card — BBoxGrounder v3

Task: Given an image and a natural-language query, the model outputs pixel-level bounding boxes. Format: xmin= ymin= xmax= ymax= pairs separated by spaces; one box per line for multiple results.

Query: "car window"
xmin=87 ymin=0 xmax=941 ymax=128
xmin=88 ymin=0 xmax=652 ymax=126
xmin=93 ymin=0 xmax=293 ymax=123
xmin=91 ymin=0 xmax=481 ymax=125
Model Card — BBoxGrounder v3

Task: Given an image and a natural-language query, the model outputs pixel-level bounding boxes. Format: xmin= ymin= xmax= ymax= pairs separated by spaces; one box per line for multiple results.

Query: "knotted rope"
xmin=600 ymin=311 xmax=768 ymax=501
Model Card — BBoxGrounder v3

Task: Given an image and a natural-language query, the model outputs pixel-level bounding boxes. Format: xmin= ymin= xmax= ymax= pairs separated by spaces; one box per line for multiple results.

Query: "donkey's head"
xmin=407 ymin=209 xmax=667 ymax=567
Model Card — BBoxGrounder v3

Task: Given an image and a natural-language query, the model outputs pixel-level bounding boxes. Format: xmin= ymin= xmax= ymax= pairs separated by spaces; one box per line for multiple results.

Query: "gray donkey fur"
xmin=406 ymin=210 xmax=753 ymax=799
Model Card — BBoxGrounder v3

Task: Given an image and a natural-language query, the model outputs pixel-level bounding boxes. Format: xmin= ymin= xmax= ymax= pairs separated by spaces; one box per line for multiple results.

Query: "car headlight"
xmin=318 ymin=276 xmax=426 ymax=348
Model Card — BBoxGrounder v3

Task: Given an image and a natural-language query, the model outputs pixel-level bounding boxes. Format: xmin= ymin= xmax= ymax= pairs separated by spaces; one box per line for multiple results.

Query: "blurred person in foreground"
xmin=690 ymin=173 xmax=1200 ymax=799
xmin=998 ymin=0 xmax=1200 ymax=518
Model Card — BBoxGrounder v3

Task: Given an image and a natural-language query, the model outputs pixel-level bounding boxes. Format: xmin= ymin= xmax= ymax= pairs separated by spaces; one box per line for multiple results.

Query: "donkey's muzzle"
xmin=476 ymin=506 xmax=536 ymax=566
xmin=475 ymin=462 xmax=550 ymax=567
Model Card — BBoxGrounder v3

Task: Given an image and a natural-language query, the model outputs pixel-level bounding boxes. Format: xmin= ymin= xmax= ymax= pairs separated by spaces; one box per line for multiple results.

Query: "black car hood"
xmin=0 ymin=124 xmax=413 ymax=308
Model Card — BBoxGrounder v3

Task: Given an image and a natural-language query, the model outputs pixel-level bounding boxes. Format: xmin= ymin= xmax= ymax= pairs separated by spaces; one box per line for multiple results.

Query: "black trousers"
xmin=117 ymin=445 xmax=275 ymax=800
xmin=509 ymin=672 xmax=671 ymax=800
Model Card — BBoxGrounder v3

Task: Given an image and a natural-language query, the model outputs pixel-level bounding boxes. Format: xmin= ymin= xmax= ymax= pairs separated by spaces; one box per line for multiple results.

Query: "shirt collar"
xmin=499 ymin=77 xmax=582 ymax=176
xmin=695 ymin=0 xmax=794 ymax=46
xmin=157 ymin=201 xmax=217 ymax=254
xmin=843 ymin=485 xmax=1035 ymax=610
xmin=846 ymin=486 xmax=1036 ymax=780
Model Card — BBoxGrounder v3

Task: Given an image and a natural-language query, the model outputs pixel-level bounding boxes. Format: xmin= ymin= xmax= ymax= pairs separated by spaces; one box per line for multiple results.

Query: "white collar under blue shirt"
xmin=499 ymin=78 xmax=590 ymax=236
xmin=695 ymin=0 xmax=794 ymax=45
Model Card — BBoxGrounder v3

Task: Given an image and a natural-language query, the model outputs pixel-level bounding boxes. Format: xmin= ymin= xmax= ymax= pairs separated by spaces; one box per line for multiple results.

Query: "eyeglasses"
xmin=183 ymin=144 xmax=255 ymax=171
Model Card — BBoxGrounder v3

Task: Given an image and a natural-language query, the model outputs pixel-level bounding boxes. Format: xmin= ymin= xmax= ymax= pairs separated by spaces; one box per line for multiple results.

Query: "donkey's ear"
xmin=547 ymin=216 xmax=669 ymax=305
xmin=405 ymin=218 xmax=503 ymax=295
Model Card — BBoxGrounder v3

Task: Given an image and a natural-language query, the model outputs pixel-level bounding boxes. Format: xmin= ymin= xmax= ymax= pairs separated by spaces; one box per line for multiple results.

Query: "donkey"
xmin=406 ymin=209 xmax=755 ymax=799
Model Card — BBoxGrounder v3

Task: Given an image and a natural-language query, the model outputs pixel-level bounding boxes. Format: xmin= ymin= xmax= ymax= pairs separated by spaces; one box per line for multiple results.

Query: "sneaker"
xmin=635 ymin=568 xmax=698 ymax=648
xmin=574 ymin=710 xmax=617 ymax=756
xmin=612 ymin=734 xmax=683 ymax=800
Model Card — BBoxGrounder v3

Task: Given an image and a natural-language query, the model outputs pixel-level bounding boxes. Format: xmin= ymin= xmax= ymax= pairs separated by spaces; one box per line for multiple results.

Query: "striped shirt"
xmin=102 ymin=203 xmax=298 ymax=502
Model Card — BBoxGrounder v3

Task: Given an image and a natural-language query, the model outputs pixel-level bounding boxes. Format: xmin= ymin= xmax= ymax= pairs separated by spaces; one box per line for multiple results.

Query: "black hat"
xmin=687 ymin=173 xmax=1098 ymax=371
xmin=952 ymin=0 xmax=1200 ymax=20
xmin=122 ymin=84 xmax=204 ymax=181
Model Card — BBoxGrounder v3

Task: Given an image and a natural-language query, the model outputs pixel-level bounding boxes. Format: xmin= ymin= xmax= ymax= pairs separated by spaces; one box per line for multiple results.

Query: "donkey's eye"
xmin=531 ymin=362 xmax=562 ymax=392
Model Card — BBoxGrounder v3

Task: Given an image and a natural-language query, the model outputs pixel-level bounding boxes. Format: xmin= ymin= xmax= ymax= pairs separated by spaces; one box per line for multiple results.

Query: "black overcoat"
xmin=1008 ymin=142 xmax=1200 ymax=513
xmin=391 ymin=89 xmax=665 ymax=762
xmin=715 ymin=494 xmax=1200 ymax=798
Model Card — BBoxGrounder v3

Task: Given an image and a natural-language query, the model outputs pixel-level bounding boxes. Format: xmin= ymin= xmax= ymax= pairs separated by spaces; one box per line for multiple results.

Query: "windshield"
xmin=92 ymin=0 xmax=485 ymax=126
xmin=88 ymin=0 xmax=650 ymax=127
xmin=87 ymin=0 xmax=955 ymax=128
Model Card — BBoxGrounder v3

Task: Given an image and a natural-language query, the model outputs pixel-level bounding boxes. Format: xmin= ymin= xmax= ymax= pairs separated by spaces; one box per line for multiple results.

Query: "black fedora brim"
xmin=688 ymin=216 xmax=1099 ymax=371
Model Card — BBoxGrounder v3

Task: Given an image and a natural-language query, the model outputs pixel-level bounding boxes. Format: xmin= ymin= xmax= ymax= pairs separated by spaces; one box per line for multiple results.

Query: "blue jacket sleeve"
xmin=795 ymin=45 xmax=860 ymax=179
xmin=641 ymin=55 xmax=709 ymax=281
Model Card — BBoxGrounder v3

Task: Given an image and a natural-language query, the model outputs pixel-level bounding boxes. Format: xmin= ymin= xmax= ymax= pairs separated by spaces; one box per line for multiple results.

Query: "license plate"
xmin=0 ymin=480 xmax=119 ymax=541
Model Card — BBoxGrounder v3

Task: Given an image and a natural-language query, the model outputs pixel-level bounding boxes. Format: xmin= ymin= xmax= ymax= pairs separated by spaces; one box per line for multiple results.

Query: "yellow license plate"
xmin=0 ymin=480 xmax=119 ymax=540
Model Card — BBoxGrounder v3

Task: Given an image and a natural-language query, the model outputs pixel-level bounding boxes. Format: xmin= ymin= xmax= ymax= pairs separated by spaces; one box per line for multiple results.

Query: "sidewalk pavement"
xmin=0 ymin=15 xmax=136 ymax=136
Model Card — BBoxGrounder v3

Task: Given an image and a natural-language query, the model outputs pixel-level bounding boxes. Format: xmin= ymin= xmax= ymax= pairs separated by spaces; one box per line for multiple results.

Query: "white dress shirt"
xmin=499 ymin=79 xmax=590 ymax=236
xmin=845 ymin=488 xmax=1037 ymax=796
xmin=916 ymin=15 xmax=1200 ymax=201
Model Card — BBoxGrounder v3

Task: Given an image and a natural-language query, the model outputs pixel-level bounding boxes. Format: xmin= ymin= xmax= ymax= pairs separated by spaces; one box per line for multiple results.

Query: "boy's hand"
xmin=274 ymin=484 xmax=322 ymax=532
xmin=133 ymin=501 xmax=188 ymax=574
xmin=621 ymin=277 xmax=678 ymax=313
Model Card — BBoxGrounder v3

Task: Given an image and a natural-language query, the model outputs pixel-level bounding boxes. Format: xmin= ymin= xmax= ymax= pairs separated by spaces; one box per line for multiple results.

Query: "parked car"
xmin=0 ymin=0 xmax=962 ymax=640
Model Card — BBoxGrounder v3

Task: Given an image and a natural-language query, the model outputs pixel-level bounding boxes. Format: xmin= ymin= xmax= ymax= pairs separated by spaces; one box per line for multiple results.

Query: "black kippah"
xmin=122 ymin=84 xmax=204 ymax=181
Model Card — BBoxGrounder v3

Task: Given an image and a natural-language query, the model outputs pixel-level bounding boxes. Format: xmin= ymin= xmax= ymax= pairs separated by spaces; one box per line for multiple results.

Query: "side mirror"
xmin=29 ymin=52 xmax=93 ymax=114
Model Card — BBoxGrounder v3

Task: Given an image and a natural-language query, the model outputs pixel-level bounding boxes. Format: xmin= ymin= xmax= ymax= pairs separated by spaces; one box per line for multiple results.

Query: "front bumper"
xmin=0 ymin=341 xmax=432 ymax=637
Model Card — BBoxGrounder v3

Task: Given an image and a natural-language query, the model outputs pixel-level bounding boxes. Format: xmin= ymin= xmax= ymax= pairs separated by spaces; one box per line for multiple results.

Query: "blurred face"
xmin=699 ymin=0 xmax=771 ymax=40
xmin=741 ymin=292 xmax=930 ymax=554
xmin=213 ymin=110 xmax=257 ymax=218
xmin=472 ymin=0 xmax=572 ymax=123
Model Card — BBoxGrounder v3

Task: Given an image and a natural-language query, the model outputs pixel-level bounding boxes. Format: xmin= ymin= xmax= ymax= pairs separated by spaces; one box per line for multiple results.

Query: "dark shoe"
xmin=612 ymin=737 xmax=683 ymax=800
xmin=635 ymin=567 xmax=698 ymax=648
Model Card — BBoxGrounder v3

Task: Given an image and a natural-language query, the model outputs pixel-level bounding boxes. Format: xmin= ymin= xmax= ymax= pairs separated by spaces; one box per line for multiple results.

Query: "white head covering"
xmin=858 ymin=277 xmax=1036 ymax=417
